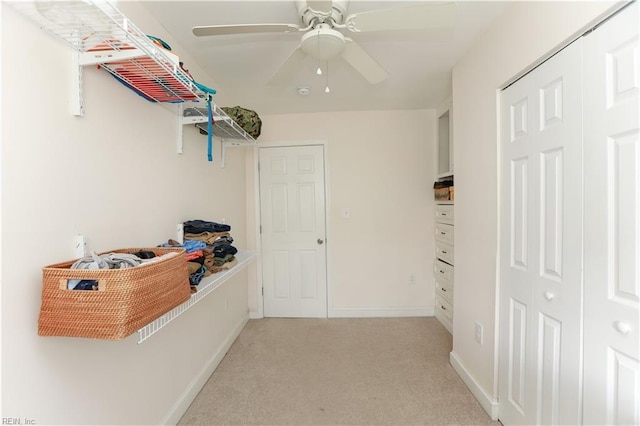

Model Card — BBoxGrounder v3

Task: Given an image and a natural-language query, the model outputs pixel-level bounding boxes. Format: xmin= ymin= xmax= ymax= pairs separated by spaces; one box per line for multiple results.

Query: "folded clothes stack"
xmin=161 ymin=219 xmax=239 ymax=293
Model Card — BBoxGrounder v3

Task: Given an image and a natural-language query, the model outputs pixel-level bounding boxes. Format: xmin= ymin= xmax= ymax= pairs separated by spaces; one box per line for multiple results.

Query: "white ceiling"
xmin=140 ymin=1 xmax=511 ymax=115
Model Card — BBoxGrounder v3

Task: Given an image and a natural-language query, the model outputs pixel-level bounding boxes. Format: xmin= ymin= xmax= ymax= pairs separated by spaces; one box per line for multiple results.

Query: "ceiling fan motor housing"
xmin=301 ymin=24 xmax=346 ymax=61
xmin=296 ymin=0 xmax=348 ymax=27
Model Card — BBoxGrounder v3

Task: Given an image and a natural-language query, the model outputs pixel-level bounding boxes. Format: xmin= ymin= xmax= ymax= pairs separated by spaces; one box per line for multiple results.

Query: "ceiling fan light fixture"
xmin=301 ymin=26 xmax=345 ymax=61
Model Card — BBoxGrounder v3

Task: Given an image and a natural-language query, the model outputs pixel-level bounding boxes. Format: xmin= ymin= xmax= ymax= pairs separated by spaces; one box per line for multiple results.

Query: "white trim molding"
xmin=329 ymin=307 xmax=434 ymax=318
xmin=450 ymin=351 xmax=500 ymax=421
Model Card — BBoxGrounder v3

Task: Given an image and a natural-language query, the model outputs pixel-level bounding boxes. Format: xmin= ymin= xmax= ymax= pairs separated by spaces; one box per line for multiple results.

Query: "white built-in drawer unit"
xmin=435 ymin=222 xmax=454 ymax=245
xmin=435 ymin=279 xmax=453 ymax=305
xmin=434 ymin=202 xmax=454 ymax=334
xmin=435 ymin=296 xmax=453 ymax=324
xmin=435 ymin=241 xmax=454 ymax=265
xmin=433 ymin=259 xmax=454 ymax=283
xmin=435 ymin=204 xmax=454 ymax=224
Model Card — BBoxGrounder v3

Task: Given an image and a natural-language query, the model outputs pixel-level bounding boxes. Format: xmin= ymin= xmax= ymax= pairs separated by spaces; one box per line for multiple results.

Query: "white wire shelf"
xmin=179 ymin=104 xmax=257 ymax=166
xmin=10 ymin=0 xmax=259 ymax=159
xmin=8 ymin=0 xmax=203 ymax=110
xmin=137 ymin=250 xmax=257 ymax=344
xmin=182 ymin=104 xmax=256 ymax=143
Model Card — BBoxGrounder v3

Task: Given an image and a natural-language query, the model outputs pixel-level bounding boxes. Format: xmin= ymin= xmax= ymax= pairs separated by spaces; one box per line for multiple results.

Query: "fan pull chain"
xmin=325 ymin=61 xmax=330 ymax=93
xmin=316 ymin=28 xmax=322 ymax=75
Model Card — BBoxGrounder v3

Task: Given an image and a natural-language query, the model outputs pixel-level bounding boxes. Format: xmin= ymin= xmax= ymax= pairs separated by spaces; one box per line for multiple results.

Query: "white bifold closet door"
xmin=499 ymin=3 xmax=639 ymax=425
xmin=582 ymin=2 xmax=639 ymax=424
xmin=499 ymin=38 xmax=584 ymax=425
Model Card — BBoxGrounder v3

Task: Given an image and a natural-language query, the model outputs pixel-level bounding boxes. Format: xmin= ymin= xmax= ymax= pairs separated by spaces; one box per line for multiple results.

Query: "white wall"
xmin=246 ymin=109 xmax=437 ymax=318
xmin=450 ymin=0 xmax=623 ymax=417
xmin=1 ymin=3 xmax=252 ymax=424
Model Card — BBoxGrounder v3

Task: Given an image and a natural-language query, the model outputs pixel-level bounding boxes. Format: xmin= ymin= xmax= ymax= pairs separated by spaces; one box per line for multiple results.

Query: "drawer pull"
xmin=441 ymin=213 xmax=447 ymax=216
xmin=440 ymin=231 xmax=447 ymax=235
xmin=442 ymin=250 xmax=447 ymax=254
xmin=439 ymin=270 xmax=445 ymax=274
xmin=441 ymin=305 xmax=447 ymax=310
xmin=441 ymin=288 xmax=447 ymax=292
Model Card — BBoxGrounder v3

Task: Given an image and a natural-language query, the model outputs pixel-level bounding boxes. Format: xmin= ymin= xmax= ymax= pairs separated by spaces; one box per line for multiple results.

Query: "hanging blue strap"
xmin=206 ymin=94 xmax=214 ymax=162
xmin=195 ymin=83 xmax=217 ymax=163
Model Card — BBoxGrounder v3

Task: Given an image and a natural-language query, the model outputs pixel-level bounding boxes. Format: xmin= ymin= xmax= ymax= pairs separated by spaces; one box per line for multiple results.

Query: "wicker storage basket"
xmin=38 ymin=247 xmax=190 ymax=340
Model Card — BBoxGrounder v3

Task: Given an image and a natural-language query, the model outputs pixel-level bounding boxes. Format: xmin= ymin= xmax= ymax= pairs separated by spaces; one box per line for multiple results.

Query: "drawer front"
xmin=435 ymin=241 xmax=454 ymax=265
xmin=436 ymin=296 xmax=453 ymax=323
xmin=435 ymin=279 xmax=453 ymax=304
xmin=433 ymin=259 xmax=454 ymax=284
xmin=435 ymin=205 xmax=454 ymax=225
xmin=435 ymin=223 xmax=454 ymax=244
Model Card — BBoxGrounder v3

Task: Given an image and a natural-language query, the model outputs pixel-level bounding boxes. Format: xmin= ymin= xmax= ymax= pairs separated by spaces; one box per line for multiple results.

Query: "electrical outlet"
xmin=409 ymin=273 xmax=416 ymax=284
xmin=475 ymin=321 xmax=484 ymax=345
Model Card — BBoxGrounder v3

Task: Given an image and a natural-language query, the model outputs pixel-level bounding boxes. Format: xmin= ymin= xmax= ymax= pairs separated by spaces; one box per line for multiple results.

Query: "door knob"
xmin=614 ymin=321 xmax=631 ymax=335
xmin=544 ymin=291 xmax=555 ymax=301
xmin=317 ymin=238 xmax=324 ymax=245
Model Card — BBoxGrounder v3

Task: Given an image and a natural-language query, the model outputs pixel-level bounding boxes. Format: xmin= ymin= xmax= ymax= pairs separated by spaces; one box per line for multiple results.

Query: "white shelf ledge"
xmin=137 ymin=250 xmax=257 ymax=344
xmin=178 ymin=104 xmax=257 ymax=166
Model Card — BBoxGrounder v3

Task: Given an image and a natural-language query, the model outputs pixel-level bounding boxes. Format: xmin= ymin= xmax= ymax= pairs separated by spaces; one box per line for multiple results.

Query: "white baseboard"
xmin=449 ymin=351 xmax=499 ymax=421
xmin=162 ymin=313 xmax=249 ymax=425
xmin=329 ymin=307 xmax=434 ymax=318
xmin=249 ymin=310 xmax=263 ymax=319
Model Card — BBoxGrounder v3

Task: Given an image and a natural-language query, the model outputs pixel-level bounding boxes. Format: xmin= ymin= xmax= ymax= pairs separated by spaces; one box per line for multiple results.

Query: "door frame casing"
xmin=251 ymin=139 xmax=330 ymax=319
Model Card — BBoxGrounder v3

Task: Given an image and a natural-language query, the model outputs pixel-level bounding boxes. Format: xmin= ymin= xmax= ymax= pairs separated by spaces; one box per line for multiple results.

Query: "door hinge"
xmin=257 ymin=161 xmax=260 ymax=172
xmin=259 ymin=225 xmax=262 ymax=234
xmin=261 ymin=287 xmax=264 ymax=295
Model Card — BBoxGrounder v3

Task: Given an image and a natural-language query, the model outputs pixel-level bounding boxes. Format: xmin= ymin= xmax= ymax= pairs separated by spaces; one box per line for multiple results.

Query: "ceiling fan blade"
xmin=193 ymin=23 xmax=300 ymax=37
xmin=341 ymin=39 xmax=389 ymax=85
xmin=346 ymin=2 xmax=455 ymax=33
xmin=267 ymin=47 xmax=306 ymax=86
xmin=307 ymin=0 xmax=333 ymax=14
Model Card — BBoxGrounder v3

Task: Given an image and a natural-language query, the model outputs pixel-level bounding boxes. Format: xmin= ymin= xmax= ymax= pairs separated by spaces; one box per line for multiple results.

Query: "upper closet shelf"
xmin=11 ymin=0 xmax=258 ymax=162
xmin=9 ymin=0 xmax=203 ymax=115
xmin=178 ymin=104 xmax=256 ymax=167
xmin=182 ymin=104 xmax=255 ymax=143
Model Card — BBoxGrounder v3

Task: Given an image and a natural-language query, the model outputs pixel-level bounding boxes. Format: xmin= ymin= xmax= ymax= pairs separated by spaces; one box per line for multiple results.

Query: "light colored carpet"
xmin=178 ymin=317 xmax=500 ymax=425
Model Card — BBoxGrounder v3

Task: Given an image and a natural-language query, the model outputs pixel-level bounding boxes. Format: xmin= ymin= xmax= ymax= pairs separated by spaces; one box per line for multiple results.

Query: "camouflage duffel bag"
xmin=221 ymin=106 xmax=262 ymax=139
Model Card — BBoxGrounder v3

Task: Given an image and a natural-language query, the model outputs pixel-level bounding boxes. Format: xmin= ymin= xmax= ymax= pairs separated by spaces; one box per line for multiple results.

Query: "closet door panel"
xmin=500 ymin=74 xmax=537 ymax=426
xmin=531 ymin=38 xmax=584 ymax=426
xmin=500 ymin=37 xmax=583 ymax=426
xmin=583 ymin=3 xmax=639 ymax=424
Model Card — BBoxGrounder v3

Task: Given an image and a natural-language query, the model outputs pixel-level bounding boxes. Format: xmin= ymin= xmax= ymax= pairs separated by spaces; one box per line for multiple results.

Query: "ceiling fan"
xmin=192 ymin=0 xmax=455 ymax=86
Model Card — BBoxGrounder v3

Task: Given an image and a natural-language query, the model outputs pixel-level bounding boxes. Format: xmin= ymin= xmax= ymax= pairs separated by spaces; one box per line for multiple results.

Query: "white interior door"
xmin=259 ymin=145 xmax=327 ymax=318
xmin=499 ymin=38 xmax=583 ymax=425
xmin=582 ymin=3 xmax=640 ymax=424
